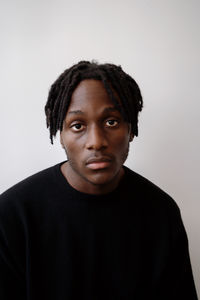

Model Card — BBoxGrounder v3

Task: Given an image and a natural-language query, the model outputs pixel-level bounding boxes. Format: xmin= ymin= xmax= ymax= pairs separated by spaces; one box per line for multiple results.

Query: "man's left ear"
xmin=60 ymin=133 xmax=65 ymax=149
xmin=129 ymin=133 xmax=134 ymax=142
xmin=128 ymin=124 xmax=134 ymax=142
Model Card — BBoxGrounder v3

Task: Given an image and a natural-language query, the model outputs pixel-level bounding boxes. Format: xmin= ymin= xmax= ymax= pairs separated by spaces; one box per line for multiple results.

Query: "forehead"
xmin=68 ymin=79 xmax=120 ymax=110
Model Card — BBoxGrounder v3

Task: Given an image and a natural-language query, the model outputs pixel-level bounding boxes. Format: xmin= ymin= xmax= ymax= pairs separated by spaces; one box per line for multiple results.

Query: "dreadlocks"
xmin=45 ymin=60 xmax=143 ymax=144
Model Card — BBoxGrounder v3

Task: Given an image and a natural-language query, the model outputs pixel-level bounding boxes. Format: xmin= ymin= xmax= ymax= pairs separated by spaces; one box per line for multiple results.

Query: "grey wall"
xmin=0 ymin=0 xmax=199 ymax=296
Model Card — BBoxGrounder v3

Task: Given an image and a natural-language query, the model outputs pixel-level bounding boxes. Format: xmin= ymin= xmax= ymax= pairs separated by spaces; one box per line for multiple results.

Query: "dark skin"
xmin=60 ymin=79 xmax=134 ymax=195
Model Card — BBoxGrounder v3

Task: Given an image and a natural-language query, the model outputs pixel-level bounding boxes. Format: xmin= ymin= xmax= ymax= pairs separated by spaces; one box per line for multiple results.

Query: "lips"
xmin=86 ymin=156 xmax=112 ymax=170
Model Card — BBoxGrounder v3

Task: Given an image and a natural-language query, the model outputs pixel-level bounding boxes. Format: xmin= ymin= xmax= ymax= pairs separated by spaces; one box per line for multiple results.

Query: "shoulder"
xmin=123 ymin=167 xmax=187 ymax=247
xmin=0 ymin=162 xmax=63 ymax=210
xmin=123 ymin=166 xmax=180 ymax=215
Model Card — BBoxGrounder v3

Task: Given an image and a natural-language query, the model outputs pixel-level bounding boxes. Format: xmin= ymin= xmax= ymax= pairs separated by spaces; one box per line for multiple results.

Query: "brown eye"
xmin=105 ymin=119 xmax=119 ymax=127
xmin=71 ymin=123 xmax=84 ymax=132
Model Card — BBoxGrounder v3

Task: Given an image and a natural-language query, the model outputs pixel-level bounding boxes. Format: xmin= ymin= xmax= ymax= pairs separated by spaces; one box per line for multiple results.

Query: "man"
xmin=0 ymin=61 xmax=198 ymax=299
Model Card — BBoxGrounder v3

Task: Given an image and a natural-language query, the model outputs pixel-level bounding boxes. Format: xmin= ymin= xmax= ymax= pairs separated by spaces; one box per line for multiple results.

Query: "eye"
xmin=70 ymin=123 xmax=85 ymax=132
xmin=105 ymin=119 xmax=119 ymax=127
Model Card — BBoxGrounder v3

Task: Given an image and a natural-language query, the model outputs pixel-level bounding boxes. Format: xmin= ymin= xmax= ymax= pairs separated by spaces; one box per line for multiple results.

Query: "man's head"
xmin=45 ymin=60 xmax=143 ymax=144
xmin=45 ymin=61 xmax=143 ymax=194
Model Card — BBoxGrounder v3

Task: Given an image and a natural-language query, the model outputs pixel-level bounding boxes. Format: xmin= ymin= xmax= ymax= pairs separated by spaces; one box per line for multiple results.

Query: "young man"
xmin=0 ymin=61 xmax=198 ymax=299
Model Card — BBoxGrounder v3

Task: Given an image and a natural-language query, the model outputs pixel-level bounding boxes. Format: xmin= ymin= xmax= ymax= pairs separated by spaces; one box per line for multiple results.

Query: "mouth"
xmin=85 ymin=156 xmax=112 ymax=170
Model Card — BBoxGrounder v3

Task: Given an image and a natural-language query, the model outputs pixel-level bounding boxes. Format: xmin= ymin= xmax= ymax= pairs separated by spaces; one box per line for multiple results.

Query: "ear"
xmin=129 ymin=133 xmax=134 ymax=142
xmin=128 ymin=124 xmax=134 ymax=142
xmin=60 ymin=133 xmax=65 ymax=149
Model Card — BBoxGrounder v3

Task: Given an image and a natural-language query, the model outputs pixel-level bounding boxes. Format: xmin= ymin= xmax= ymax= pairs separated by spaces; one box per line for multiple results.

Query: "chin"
xmin=86 ymin=169 xmax=120 ymax=186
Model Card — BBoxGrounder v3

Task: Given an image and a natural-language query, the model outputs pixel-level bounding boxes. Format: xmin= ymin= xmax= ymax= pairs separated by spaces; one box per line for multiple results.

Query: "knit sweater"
xmin=0 ymin=162 xmax=198 ymax=299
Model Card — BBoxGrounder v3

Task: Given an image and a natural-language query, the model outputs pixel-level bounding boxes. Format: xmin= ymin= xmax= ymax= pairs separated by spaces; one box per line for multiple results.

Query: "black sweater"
xmin=0 ymin=162 xmax=198 ymax=299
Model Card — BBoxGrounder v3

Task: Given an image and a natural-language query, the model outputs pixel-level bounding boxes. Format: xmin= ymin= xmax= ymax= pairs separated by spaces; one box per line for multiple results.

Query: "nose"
xmin=85 ymin=125 xmax=108 ymax=150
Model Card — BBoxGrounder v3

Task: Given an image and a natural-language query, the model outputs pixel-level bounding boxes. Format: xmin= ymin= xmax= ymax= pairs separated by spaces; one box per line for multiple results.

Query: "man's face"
xmin=60 ymin=79 xmax=133 ymax=194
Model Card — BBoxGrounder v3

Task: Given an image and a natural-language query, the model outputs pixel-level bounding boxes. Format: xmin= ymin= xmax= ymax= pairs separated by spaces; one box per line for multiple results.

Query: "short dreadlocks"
xmin=45 ymin=60 xmax=143 ymax=144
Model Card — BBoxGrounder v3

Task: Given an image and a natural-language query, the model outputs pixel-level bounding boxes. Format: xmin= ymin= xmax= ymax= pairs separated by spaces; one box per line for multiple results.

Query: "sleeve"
xmin=162 ymin=205 xmax=198 ymax=300
xmin=0 ymin=195 xmax=27 ymax=300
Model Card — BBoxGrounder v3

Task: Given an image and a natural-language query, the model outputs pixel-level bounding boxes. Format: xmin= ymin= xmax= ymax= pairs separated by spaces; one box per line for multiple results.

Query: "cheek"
xmin=113 ymin=135 xmax=130 ymax=161
xmin=114 ymin=133 xmax=130 ymax=149
xmin=61 ymin=133 xmax=78 ymax=151
xmin=61 ymin=134 xmax=84 ymax=163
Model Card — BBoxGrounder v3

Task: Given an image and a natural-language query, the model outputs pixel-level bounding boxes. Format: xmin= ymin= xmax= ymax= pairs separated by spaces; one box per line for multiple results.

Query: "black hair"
xmin=45 ymin=60 xmax=143 ymax=144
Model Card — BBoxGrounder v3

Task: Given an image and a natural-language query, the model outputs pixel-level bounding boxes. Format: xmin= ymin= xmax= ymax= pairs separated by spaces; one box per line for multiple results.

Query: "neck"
xmin=60 ymin=161 xmax=124 ymax=195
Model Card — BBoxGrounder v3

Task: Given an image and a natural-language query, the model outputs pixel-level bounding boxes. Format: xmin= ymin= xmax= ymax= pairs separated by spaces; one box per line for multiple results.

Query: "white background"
xmin=0 ymin=0 xmax=199 ymax=296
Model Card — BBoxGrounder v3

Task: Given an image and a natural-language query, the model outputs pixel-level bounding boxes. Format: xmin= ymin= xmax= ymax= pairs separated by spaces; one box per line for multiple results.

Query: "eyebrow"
xmin=67 ymin=106 xmax=120 ymax=115
xmin=68 ymin=110 xmax=84 ymax=115
xmin=103 ymin=107 xmax=120 ymax=113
